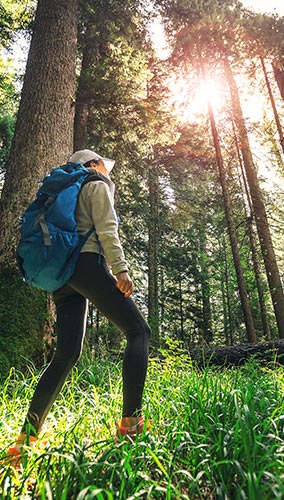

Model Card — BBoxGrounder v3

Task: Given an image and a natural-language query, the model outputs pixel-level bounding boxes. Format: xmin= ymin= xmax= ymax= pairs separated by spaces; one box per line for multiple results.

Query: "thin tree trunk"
xmin=261 ymin=56 xmax=284 ymax=155
xmin=222 ymin=236 xmax=234 ymax=345
xmin=199 ymin=230 xmax=213 ymax=343
xmin=177 ymin=260 xmax=185 ymax=341
xmin=148 ymin=165 xmax=160 ymax=348
xmin=220 ymin=273 xmax=229 ymax=345
xmin=74 ymin=102 xmax=89 ymax=152
xmin=160 ymin=267 xmax=165 ymax=336
xmin=272 ymin=60 xmax=284 ymax=102
xmin=73 ymin=46 xmax=93 ymax=151
xmin=96 ymin=310 xmax=100 ymax=331
xmin=232 ymin=121 xmax=271 ymax=340
xmin=224 ymin=57 xmax=284 ymax=339
xmin=191 ymin=239 xmax=203 ymax=340
xmin=207 ymin=99 xmax=257 ymax=343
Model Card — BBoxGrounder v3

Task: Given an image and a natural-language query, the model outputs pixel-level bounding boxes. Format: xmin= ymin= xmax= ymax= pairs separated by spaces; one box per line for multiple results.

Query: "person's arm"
xmin=87 ymin=182 xmax=133 ymax=296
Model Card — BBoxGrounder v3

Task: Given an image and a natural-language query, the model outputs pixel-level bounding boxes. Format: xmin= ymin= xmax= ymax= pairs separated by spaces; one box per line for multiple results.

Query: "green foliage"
xmin=0 ymin=261 xmax=49 ymax=380
xmin=0 ymin=48 xmax=19 ymax=172
xmin=158 ymin=337 xmax=192 ymax=366
xmin=0 ymin=1 xmax=36 ymax=171
xmin=76 ymin=0 xmax=177 ymax=160
xmin=2 ymin=0 xmax=283 ymax=364
xmin=147 ymin=0 xmax=284 ymax=345
xmin=241 ymin=11 xmax=284 ymax=58
xmin=0 ymin=357 xmax=283 ymax=497
xmin=0 ymin=0 xmax=35 ymax=47
xmin=0 ymin=114 xmax=15 ymax=170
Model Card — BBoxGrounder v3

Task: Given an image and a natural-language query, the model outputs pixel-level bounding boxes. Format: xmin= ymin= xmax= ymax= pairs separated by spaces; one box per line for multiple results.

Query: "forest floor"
xmin=0 ymin=351 xmax=283 ymax=499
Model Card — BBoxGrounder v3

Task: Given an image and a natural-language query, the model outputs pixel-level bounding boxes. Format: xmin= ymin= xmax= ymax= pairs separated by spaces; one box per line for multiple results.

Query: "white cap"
xmin=69 ymin=149 xmax=115 ymax=173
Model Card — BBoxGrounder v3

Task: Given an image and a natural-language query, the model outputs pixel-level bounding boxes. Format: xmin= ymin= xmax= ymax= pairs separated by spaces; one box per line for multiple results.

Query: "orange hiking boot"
xmin=3 ymin=433 xmax=37 ymax=469
xmin=115 ymin=416 xmax=151 ymax=442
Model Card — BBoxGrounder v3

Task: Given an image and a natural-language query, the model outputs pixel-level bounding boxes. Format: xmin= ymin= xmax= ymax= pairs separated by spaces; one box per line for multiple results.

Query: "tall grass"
xmin=0 ymin=352 xmax=283 ymax=499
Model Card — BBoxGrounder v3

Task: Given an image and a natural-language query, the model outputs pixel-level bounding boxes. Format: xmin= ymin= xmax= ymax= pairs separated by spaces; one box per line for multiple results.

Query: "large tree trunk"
xmin=0 ymin=0 xmax=78 ymax=376
xmin=0 ymin=0 xmax=77 ymax=253
xmin=207 ymin=99 xmax=257 ymax=344
xmin=224 ymin=58 xmax=284 ymax=339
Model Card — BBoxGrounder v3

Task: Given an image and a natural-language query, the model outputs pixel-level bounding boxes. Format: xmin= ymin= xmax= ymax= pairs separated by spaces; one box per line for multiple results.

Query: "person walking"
xmin=6 ymin=149 xmax=151 ymax=464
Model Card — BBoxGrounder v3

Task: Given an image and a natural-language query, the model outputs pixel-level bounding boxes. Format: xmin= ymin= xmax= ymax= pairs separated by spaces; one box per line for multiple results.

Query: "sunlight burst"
xmin=168 ymin=76 xmax=226 ymax=123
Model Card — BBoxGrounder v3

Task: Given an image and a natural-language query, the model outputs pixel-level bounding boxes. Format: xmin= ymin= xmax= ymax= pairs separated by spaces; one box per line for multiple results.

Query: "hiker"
xmin=7 ymin=149 xmax=151 ymax=463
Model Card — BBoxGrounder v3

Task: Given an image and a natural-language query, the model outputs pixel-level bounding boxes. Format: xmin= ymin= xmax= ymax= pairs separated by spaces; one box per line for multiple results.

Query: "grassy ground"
xmin=0 ymin=351 xmax=283 ymax=499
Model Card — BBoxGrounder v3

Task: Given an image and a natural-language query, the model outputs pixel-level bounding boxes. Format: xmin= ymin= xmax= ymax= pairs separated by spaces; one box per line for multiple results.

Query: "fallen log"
xmin=189 ymin=340 xmax=284 ymax=367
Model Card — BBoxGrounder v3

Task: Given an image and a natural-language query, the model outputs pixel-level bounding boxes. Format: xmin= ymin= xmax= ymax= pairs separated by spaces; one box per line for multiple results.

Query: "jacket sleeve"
xmin=85 ymin=181 xmax=128 ymax=275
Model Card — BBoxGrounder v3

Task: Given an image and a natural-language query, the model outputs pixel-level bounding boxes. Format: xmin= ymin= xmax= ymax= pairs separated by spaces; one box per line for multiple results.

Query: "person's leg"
xmin=21 ymin=286 xmax=88 ymax=436
xmin=68 ymin=253 xmax=151 ymax=418
xmin=12 ymin=251 xmax=149 ymax=452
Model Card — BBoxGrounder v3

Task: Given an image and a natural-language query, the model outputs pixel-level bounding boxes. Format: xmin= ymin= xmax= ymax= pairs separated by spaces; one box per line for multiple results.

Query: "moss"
xmin=0 ymin=260 xmax=50 ymax=379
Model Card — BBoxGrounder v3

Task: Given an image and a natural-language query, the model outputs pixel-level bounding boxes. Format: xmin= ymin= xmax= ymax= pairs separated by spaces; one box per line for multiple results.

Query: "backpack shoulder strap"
xmin=82 ymin=170 xmax=112 ymax=188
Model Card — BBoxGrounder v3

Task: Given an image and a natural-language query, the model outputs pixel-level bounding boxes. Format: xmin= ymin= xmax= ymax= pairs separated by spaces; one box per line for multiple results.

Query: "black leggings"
xmin=22 ymin=253 xmax=151 ymax=435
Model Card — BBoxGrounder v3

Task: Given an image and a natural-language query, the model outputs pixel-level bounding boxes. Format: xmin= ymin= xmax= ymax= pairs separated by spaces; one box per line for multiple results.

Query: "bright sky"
xmin=151 ymin=0 xmax=284 ymax=59
xmin=8 ymin=1 xmax=284 ymax=81
xmin=241 ymin=0 xmax=284 ymax=15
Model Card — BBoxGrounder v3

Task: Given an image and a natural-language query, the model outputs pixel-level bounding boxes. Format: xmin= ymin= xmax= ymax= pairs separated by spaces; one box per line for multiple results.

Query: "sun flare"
xmin=167 ymin=73 xmax=269 ymax=125
xmin=166 ymin=71 xmax=281 ymax=188
xmin=168 ymin=76 xmax=226 ymax=123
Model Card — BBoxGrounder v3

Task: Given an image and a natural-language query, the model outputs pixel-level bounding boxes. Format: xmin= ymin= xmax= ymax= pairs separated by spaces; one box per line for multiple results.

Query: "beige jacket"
xmin=75 ymin=179 xmax=128 ymax=275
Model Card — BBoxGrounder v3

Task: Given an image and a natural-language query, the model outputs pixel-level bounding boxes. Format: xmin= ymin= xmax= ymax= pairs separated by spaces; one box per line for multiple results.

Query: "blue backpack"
xmin=17 ymin=161 xmax=108 ymax=292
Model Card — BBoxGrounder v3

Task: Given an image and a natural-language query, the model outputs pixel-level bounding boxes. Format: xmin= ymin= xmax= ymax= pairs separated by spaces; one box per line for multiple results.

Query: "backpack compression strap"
xmin=34 ymin=196 xmax=55 ymax=246
xmin=38 ymin=215 xmax=52 ymax=246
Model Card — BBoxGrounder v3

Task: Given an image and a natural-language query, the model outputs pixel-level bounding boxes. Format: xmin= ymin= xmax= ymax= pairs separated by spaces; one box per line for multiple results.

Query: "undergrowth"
xmin=0 ymin=352 xmax=283 ymax=499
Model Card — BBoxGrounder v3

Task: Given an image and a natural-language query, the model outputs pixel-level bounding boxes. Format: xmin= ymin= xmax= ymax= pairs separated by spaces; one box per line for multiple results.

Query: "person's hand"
xmin=115 ymin=272 xmax=134 ymax=297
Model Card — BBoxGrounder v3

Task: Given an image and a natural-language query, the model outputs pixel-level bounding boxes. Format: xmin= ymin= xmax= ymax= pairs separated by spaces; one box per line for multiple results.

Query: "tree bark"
xmin=224 ymin=58 xmax=284 ymax=339
xmin=272 ymin=60 xmax=284 ymax=102
xmin=177 ymin=259 xmax=185 ymax=341
xmin=74 ymin=101 xmax=90 ymax=152
xmin=207 ymin=99 xmax=257 ymax=344
xmin=219 ymin=238 xmax=230 ymax=345
xmin=261 ymin=57 xmax=284 ymax=155
xmin=0 ymin=0 xmax=78 ymax=254
xmin=189 ymin=341 xmax=284 ymax=367
xmin=233 ymin=120 xmax=271 ymax=340
xmin=73 ymin=46 xmax=93 ymax=151
xmin=148 ymin=165 xmax=160 ymax=348
xmin=0 ymin=0 xmax=78 ymax=375
xmin=220 ymin=235 xmax=234 ymax=346
xmin=199 ymin=230 xmax=213 ymax=343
